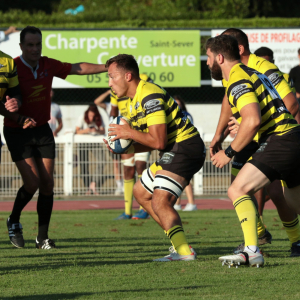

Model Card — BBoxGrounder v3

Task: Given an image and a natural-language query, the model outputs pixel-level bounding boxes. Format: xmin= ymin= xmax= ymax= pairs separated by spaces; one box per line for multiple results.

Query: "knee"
xmin=24 ymin=180 xmax=39 ymax=194
xmin=39 ymin=179 xmax=54 ymax=194
xmin=228 ymin=185 xmax=238 ymax=201
xmin=123 ymin=166 xmax=135 ymax=180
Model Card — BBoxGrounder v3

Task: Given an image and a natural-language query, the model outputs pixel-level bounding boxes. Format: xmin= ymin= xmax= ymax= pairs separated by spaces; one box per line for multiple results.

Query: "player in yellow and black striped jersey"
xmin=213 ymin=30 xmax=300 ymax=258
xmin=104 ymin=54 xmax=205 ymax=261
xmin=253 ymin=47 xmax=297 ymax=95
xmin=109 ymin=74 xmax=153 ymax=220
xmin=227 ymin=63 xmax=298 ymax=142
xmin=0 ymin=51 xmax=20 ymax=101
xmin=0 ymin=51 xmax=27 ymax=162
xmin=207 ymin=34 xmax=300 ymax=267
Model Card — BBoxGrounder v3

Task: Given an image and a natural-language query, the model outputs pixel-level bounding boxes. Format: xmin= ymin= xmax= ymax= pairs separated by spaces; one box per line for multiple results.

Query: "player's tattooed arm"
xmin=69 ymin=63 xmax=107 ymax=75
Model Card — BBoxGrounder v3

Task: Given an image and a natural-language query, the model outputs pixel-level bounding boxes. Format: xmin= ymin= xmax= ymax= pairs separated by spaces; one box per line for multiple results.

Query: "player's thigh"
xmin=133 ymin=178 xmax=152 ymax=202
xmin=15 ymin=158 xmax=40 ymax=192
xmin=228 ymin=162 xmax=271 ymax=200
xmin=151 ymin=169 xmax=188 ymax=208
xmin=231 ymin=141 xmax=259 ymax=182
xmin=35 ymin=158 xmax=55 ymax=181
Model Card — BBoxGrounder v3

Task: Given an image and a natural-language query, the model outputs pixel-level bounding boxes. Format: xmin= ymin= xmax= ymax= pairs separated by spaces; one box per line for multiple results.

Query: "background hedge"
xmin=1 ymin=0 xmax=300 ymax=28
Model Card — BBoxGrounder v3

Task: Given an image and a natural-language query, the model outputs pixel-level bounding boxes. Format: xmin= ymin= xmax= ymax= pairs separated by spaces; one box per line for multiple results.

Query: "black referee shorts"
xmin=4 ymin=123 xmax=55 ymax=162
xmin=248 ymin=129 xmax=300 ymax=188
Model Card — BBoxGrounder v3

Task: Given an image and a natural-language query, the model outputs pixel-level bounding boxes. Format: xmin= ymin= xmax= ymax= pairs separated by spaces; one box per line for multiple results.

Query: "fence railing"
xmin=0 ymin=134 xmax=232 ymax=197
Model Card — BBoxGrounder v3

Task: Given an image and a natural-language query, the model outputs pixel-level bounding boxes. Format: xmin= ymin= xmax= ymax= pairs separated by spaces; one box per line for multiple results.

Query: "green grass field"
xmin=0 ymin=209 xmax=299 ymax=300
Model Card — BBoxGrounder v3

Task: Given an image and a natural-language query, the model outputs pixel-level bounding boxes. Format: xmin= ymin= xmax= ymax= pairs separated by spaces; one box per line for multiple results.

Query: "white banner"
xmin=211 ymin=29 xmax=300 ymax=86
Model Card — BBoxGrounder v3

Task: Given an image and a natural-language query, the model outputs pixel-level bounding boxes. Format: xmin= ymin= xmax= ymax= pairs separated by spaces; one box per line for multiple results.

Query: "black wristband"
xmin=225 ymin=145 xmax=237 ymax=158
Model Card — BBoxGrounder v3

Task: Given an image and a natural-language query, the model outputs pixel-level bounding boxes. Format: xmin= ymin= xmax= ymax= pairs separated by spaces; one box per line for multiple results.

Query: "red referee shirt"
xmin=5 ymin=56 xmax=72 ymax=128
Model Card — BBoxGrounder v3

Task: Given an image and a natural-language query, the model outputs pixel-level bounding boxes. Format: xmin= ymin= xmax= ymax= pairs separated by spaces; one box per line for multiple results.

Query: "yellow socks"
xmin=257 ymin=215 xmax=266 ymax=238
xmin=166 ymin=225 xmax=191 ymax=255
xmin=124 ymin=178 xmax=135 ymax=216
xmin=233 ymin=195 xmax=258 ymax=247
xmin=282 ymin=217 xmax=300 ymax=246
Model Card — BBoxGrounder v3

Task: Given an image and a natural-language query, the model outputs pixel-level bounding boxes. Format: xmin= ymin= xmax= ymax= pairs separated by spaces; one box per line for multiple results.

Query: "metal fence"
xmin=0 ymin=136 xmax=232 ymax=197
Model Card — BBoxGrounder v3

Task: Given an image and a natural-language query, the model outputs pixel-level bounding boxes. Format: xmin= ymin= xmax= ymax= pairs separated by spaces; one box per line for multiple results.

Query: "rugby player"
xmin=110 ymin=74 xmax=152 ymax=220
xmin=4 ymin=26 xmax=107 ymax=249
xmin=0 ymin=50 xmax=37 ymax=162
xmin=210 ymin=28 xmax=300 ymax=257
xmin=206 ymin=35 xmax=300 ymax=267
xmin=104 ymin=54 xmax=206 ymax=261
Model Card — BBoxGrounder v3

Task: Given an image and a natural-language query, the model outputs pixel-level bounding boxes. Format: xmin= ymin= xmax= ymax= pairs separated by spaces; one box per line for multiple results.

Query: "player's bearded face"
xmin=210 ymin=58 xmax=223 ymax=81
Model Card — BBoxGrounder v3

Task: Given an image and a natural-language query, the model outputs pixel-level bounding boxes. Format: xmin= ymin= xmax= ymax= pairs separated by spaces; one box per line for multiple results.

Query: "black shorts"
xmin=149 ymin=135 xmax=206 ymax=182
xmin=248 ymin=129 xmax=300 ymax=188
xmin=231 ymin=141 xmax=259 ymax=176
xmin=4 ymin=123 xmax=55 ymax=162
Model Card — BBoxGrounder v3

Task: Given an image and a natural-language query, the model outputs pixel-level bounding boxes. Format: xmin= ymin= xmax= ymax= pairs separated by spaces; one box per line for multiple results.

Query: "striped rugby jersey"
xmin=227 ymin=63 xmax=299 ymax=143
xmin=110 ymin=89 xmax=130 ymax=118
xmin=0 ymin=51 xmax=20 ymax=102
xmin=127 ymin=79 xmax=199 ymax=146
xmin=223 ymin=54 xmax=292 ymax=100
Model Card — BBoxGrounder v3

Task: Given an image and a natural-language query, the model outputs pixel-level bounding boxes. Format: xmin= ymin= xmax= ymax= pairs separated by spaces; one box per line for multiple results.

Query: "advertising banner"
xmin=211 ymin=29 xmax=300 ymax=87
xmin=41 ymin=30 xmax=200 ymax=88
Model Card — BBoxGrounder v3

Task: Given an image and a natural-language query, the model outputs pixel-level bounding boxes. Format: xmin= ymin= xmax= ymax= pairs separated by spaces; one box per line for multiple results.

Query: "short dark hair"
xmin=206 ymin=35 xmax=240 ymax=61
xmin=221 ymin=28 xmax=250 ymax=52
xmin=105 ymin=54 xmax=139 ymax=78
xmin=20 ymin=26 xmax=42 ymax=44
xmin=254 ymin=47 xmax=274 ymax=59
xmin=298 ymin=48 xmax=300 ymax=55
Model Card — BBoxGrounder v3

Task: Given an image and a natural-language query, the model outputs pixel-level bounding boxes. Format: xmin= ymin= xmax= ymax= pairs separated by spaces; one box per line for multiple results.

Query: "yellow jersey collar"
xmin=228 ymin=63 xmax=243 ymax=80
xmin=132 ymin=79 xmax=144 ymax=102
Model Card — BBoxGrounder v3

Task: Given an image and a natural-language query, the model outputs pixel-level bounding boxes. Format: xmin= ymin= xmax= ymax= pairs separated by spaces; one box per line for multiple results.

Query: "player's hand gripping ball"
xmin=107 ymin=116 xmax=133 ymax=154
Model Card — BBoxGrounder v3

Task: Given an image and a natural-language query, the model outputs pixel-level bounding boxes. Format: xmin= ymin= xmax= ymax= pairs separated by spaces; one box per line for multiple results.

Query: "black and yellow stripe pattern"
xmin=223 ymin=54 xmax=292 ymax=100
xmin=227 ymin=63 xmax=299 ymax=143
xmin=110 ymin=90 xmax=130 ymax=118
xmin=0 ymin=51 xmax=20 ymax=102
xmin=127 ymin=80 xmax=199 ymax=145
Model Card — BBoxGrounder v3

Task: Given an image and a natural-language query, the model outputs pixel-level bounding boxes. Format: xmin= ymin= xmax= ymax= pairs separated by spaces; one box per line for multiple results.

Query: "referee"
xmin=5 ymin=26 xmax=107 ymax=249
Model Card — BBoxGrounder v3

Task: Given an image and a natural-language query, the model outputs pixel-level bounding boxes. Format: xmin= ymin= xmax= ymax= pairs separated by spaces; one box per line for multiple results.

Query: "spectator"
xmin=48 ymin=90 xmax=63 ymax=137
xmin=76 ymin=104 xmax=105 ymax=195
xmin=172 ymin=95 xmax=197 ymax=212
xmin=94 ymin=89 xmax=111 ymax=116
xmin=289 ymin=48 xmax=300 ymax=99
xmin=0 ymin=26 xmax=18 ymax=42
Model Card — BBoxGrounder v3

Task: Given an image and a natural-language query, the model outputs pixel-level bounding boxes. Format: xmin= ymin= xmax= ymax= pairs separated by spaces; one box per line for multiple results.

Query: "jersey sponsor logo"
xmin=256 ymin=142 xmax=268 ymax=153
xmin=268 ymin=72 xmax=280 ymax=86
xmin=277 ymin=106 xmax=289 ymax=113
xmin=144 ymin=99 xmax=160 ymax=109
xmin=28 ymin=85 xmax=46 ymax=98
xmin=157 ymin=152 xmax=175 ymax=164
xmin=134 ymin=101 xmax=140 ymax=110
xmin=231 ymin=84 xmax=248 ymax=97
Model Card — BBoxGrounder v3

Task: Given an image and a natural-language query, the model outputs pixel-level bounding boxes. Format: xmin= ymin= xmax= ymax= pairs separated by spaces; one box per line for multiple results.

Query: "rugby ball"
xmin=107 ymin=116 xmax=133 ymax=154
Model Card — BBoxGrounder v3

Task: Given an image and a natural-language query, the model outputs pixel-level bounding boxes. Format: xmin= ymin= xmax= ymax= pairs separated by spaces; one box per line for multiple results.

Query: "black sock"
xmin=37 ymin=193 xmax=54 ymax=241
xmin=10 ymin=186 xmax=34 ymax=223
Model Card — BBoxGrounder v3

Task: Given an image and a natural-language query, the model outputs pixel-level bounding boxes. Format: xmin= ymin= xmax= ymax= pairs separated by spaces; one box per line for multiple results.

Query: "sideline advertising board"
xmin=211 ymin=29 xmax=300 ymax=87
xmin=41 ymin=30 xmax=200 ymax=88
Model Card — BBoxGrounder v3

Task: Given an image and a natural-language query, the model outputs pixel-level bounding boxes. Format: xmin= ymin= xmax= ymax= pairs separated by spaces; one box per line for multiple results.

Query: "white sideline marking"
xmin=89 ymin=204 xmax=100 ymax=208
xmin=217 ymin=198 xmax=231 ymax=202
